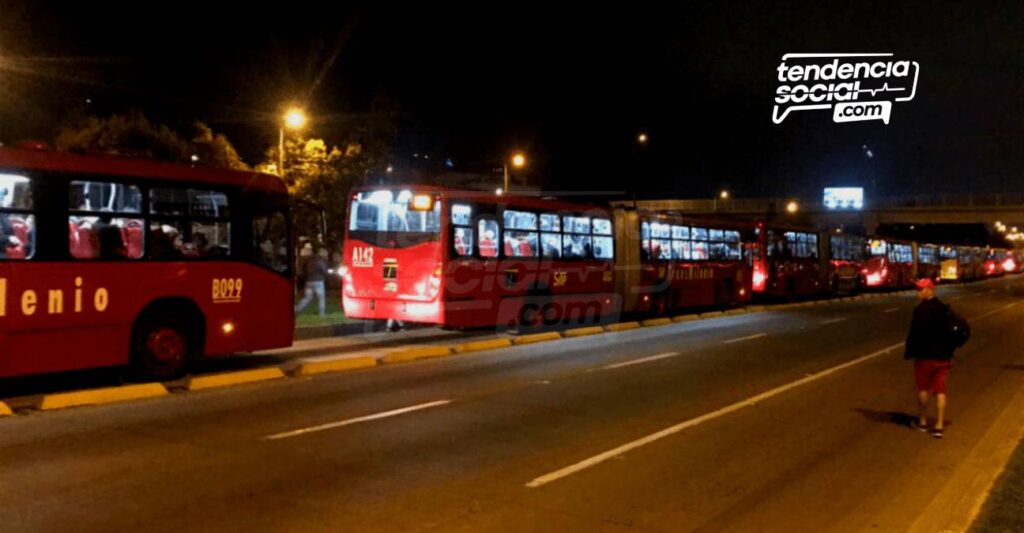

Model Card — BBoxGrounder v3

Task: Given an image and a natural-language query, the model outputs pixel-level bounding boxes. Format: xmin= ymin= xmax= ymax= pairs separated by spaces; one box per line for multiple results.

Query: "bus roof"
xmin=0 ymin=146 xmax=287 ymax=194
xmin=351 ymin=185 xmax=612 ymax=214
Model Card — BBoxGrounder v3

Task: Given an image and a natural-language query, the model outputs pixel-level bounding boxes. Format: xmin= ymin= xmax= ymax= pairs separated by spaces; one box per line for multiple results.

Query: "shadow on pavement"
xmin=854 ymin=408 xmax=954 ymax=429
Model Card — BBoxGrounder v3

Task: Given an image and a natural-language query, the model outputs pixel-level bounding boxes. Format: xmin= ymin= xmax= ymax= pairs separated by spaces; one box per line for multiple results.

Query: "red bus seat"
xmin=479 ymin=238 xmax=497 ymax=258
xmin=121 ymin=221 xmax=144 ymax=258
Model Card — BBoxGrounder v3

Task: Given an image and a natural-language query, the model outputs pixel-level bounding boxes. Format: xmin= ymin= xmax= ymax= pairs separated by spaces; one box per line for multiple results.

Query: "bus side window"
xmin=68 ymin=180 xmax=144 ymax=260
xmin=478 ymin=219 xmax=499 ymax=258
xmin=0 ymin=173 xmax=34 ymax=260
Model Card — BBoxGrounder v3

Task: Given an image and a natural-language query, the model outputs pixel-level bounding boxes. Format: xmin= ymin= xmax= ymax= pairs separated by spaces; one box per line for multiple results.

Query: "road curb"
xmin=185 ymin=368 xmax=286 ymax=391
xmin=699 ymin=311 xmax=724 ymax=319
xmin=672 ymin=314 xmax=701 ymax=323
xmin=563 ymin=326 xmax=605 ymax=338
xmin=746 ymin=305 xmax=768 ymax=312
xmin=724 ymin=309 xmax=747 ymax=316
xmin=380 ymin=345 xmax=453 ymax=364
xmin=0 ymin=402 xmax=12 ymax=416
xmin=640 ymin=317 xmax=672 ymax=327
xmin=511 ymin=332 xmax=563 ymax=345
xmin=35 ymin=383 xmax=169 ymax=411
xmin=453 ymin=338 xmax=514 ymax=353
xmin=293 ymin=356 xmax=378 ymax=377
xmin=604 ymin=321 xmax=641 ymax=332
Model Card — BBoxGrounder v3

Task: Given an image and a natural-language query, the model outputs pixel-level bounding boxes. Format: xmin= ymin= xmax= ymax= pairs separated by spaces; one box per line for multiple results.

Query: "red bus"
xmin=342 ymin=187 xmax=617 ymax=328
xmin=749 ymin=222 xmax=828 ymax=299
xmin=616 ymin=211 xmax=751 ymax=315
xmin=956 ymin=246 xmax=984 ymax=281
xmin=984 ymin=248 xmax=1009 ymax=277
xmin=827 ymin=233 xmax=866 ymax=293
xmin=863 ymin=237 xmax=914 ymax=289
xmin=0 ymin=147 xmax=293 ymax=380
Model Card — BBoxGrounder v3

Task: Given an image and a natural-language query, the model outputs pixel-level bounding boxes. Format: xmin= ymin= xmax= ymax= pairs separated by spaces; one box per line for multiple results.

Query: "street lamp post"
xmin=503 ymin=152 xmax=526 ymax=193
xmin=278 ymin=107 xmax=307 ymax=178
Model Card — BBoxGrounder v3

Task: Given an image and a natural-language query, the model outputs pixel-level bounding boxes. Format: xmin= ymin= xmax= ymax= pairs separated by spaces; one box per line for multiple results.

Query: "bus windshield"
xmin=348 ymin=189 xmax=442 ymax=247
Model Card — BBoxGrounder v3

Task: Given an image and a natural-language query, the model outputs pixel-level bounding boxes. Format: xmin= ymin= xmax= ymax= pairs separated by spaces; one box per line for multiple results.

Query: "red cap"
xmin=914 ymin=278 xmax=935 ymax=291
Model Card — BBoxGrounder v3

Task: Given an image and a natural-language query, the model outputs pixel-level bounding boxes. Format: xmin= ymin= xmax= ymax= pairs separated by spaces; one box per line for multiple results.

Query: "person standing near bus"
xmin=295 ymin=247 xmax=329 ymax=317
xmin=904 ymin=278 xmax=968 ymax=439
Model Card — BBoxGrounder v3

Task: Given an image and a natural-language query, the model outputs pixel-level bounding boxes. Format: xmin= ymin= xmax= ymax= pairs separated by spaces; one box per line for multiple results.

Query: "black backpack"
xmin=946 ymin=305 xmax=971 ymax=348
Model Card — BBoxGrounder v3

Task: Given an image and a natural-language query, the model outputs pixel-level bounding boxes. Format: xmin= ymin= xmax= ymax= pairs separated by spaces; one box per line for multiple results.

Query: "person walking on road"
xmin=296 ymin=247 xmax=330 ymax=317
xmin=904 ymin=278 xmax=969 ymax=439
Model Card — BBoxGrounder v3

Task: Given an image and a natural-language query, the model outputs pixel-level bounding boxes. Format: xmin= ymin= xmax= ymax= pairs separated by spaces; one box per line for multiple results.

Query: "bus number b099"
xmin=212 ymin=278 xmax=243 ymax=303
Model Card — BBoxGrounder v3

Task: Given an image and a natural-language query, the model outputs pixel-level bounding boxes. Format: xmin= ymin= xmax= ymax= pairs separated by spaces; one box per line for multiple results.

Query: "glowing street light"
xmin=495 ymin=188 xmax=504 ymax=196
xmin=278 ymin=106 xmax=307 ymax=177
xmin=786 ymin=200 xmax=800 ymax=214
xmin=719 ymin=190 xmax=730 ymax=200
xmin=637 ymin=132 xmax=649 ymax=144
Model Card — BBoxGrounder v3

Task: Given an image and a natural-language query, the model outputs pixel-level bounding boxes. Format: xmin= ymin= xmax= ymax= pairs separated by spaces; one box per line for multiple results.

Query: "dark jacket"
xmin=302 ymin=255 xmax=329 ymax=283
xmin=904 ymin=297 xmax=955 ymax=360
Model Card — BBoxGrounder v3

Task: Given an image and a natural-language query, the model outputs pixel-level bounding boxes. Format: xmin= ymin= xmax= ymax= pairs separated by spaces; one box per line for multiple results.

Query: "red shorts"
xmin=914 ymin=359 xmax=952 ymax=395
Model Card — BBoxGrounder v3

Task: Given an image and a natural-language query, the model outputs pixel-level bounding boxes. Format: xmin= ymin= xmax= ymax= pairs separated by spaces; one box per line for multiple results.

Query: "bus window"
xmin=478 ymin=219 xmax=499 ymax=258
xmin=453 ymin=226 xmax=474 ymax=257
xmin=504 ymin=210 xmax=538 ymax=231
xmin=540 ymin=213 xmax=561 ymax=232
xmin=593 ymin=236 xmax=613 ymax=260
xmin=150 ymin=188 xmax=231 ymax=259
xmin=672 ymin=240 xmax=690 ymax=260
xmin=68 ymin=180 xmax=144 ymax=260
xmin=672 ymin=225 xmax=689 ymax=240
xmin=564 ymin=216 xmax=591 ymax=235
xmin=451 ymin=204 xmax=472 ymax=226
xmin=592 ymin=218 xmax=612 ymax=235
xmin=564 ymin=234 xmax=592 ymax=259
xmin=641 ymin=221 xmax=652 ymax=259
xmin=541 ymin=232 xmax=561 ymax=258
xmin=253 ymin=210 xmax=289 ymax=273
xmin=504 ymin=231 xmax=538 ymax=257
xmin=692 ymin=241 xmax=709 ymax=260
xmin=0 ymin=173 xmax=34 ymax=260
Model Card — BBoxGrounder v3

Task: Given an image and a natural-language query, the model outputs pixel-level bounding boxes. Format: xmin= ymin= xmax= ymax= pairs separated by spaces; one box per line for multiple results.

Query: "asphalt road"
xmin=2 ymin=277 xmax=1022 ymax=532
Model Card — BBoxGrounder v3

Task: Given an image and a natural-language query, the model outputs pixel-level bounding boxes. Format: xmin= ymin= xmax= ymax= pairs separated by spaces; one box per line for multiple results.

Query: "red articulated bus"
xmin=749 ymin=222 xmax=828 ymax=299
xmin=863 ymin=237 xmax=915 ymax=289
xmin=340 ymin=188 xmax=752 ymax=329
xmin=956 ymin=245 xmax=984 ymax=281
xmin=984 ymin=248 xmax=1008 ymax=277
xmin=0 ymin=147 xmax=293 ymax=380
xmin=614 ymin=210 xmax=751 ymax=315
xmin=342 ymin=187 xmax=617 ymax=329
xmin=827 ymin=233 xmax=866 ymax=293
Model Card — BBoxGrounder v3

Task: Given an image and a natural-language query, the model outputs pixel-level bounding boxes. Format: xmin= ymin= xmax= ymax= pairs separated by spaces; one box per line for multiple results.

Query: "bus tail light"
xmin=429 ymin=262 xmax=443 ymax=298
xmin=221 ymin=321 xmax=235 ymax=335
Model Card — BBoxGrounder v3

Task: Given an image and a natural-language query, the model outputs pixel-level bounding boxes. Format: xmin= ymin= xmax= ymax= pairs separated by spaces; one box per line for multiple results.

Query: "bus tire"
xmin=130 ymin=304 xmax=202 ymax=381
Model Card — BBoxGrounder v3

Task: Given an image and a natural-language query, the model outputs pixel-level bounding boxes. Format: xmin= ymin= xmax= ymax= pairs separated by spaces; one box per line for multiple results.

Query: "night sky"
xmin=0 ymin=2 xmax=1021 ymax=200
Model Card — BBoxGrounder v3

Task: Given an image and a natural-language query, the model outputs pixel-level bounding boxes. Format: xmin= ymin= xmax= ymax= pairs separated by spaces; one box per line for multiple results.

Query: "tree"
xmin=261 ymin=110 xmax=397 ymax=248
xmin=54 ymin=112 xmax=249 ymax=170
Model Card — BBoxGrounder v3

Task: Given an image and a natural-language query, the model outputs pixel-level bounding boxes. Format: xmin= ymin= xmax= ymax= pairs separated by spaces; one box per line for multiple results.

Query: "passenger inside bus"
xmin=479 ymin=229 xmax=498 ymax=257
xmin=454 ymin=227 xmax=472 ymax=256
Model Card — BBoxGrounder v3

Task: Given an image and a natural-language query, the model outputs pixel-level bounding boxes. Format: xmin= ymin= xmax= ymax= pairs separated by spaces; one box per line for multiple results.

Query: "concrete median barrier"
xmin=185 ymin=368 xmax=286 ymax=391
xmin=511 ymin=332 xmax=563 ymax=345
xmin=380 ymin=345 xmax=453 ymax=364
xmin=699 ymin=311 xmax=724 ymax=319
xmin=641 ymin=318 xmax=672 ymax=327
xmin=454 ymin=338 xmax=514 ymax=354
xmin=673 ymin=314 xmax=701 ymax=322
xmin=563 ymin=326 xmax=605 ymax=338
xmin=293 ymin=356 xmax=378 ymax=377
xmin=604 ymin=321 xmax=641 ymax=332
xmin=724 ymin=309 xmax=747 ymax=316
xmin=36 ymin=383 xmax=169 ymax=411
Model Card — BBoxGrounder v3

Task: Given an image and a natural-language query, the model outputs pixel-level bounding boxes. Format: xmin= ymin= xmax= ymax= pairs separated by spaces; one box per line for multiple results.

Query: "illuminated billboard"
xmin=823 ymin=187 xmax=864 ymax=210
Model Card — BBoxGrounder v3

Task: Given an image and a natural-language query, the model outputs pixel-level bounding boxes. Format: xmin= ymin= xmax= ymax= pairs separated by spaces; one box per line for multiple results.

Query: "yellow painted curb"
xmin=186 ymin=367 xmax=286 ymax=391
xmin=699 ymin=311 xmax=724 ymax=318
xmin=0 ymin=402 xmax=12 ymax=416
xmin=454 ymin=338 xmax=513 ymax=353
xmin=641 ymin=317 xmax=672 ymax=327
xmin=380 ymin=345 xmax=453 ymax=364
xmin=724 ymin=309 xmax=747 ymax=316
xmin=36 ymin=383 xmax=169 ymax=411
xmin=746 ymin=305 xmax=768 ymax=312
xmin=512 ymin=332 xmax=563 ymax=345
xmin=673 ymin=314 xmax=701 ymax=323
xmin=604 ymin=321 xmax=641 ymax=332
xmin=563 ymin=326 xmax=605 ymax=338
xmin=294 ymin=356 xmax=377 ymax=377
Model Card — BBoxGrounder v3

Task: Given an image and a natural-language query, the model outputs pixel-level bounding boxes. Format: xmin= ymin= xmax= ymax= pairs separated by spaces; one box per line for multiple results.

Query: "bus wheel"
xmin=131 ymin=312 xmax=195 ymax=381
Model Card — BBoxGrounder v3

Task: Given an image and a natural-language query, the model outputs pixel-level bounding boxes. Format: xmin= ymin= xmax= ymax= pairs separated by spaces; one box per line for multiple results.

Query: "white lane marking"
xmin=264 ymin=400 xmax=452 ymax=440
xmin=723 ymin=332 xmax=768 ymax=344
xmin=882 ymin=307 xmax=901 ymax=313
xmin=601 ymin=352 xmax=681 ymax=371
xmin=821 ymin=317 xmax=848 ymax=325
xmin=524 ymin=301 xmax=1023 ymax=489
